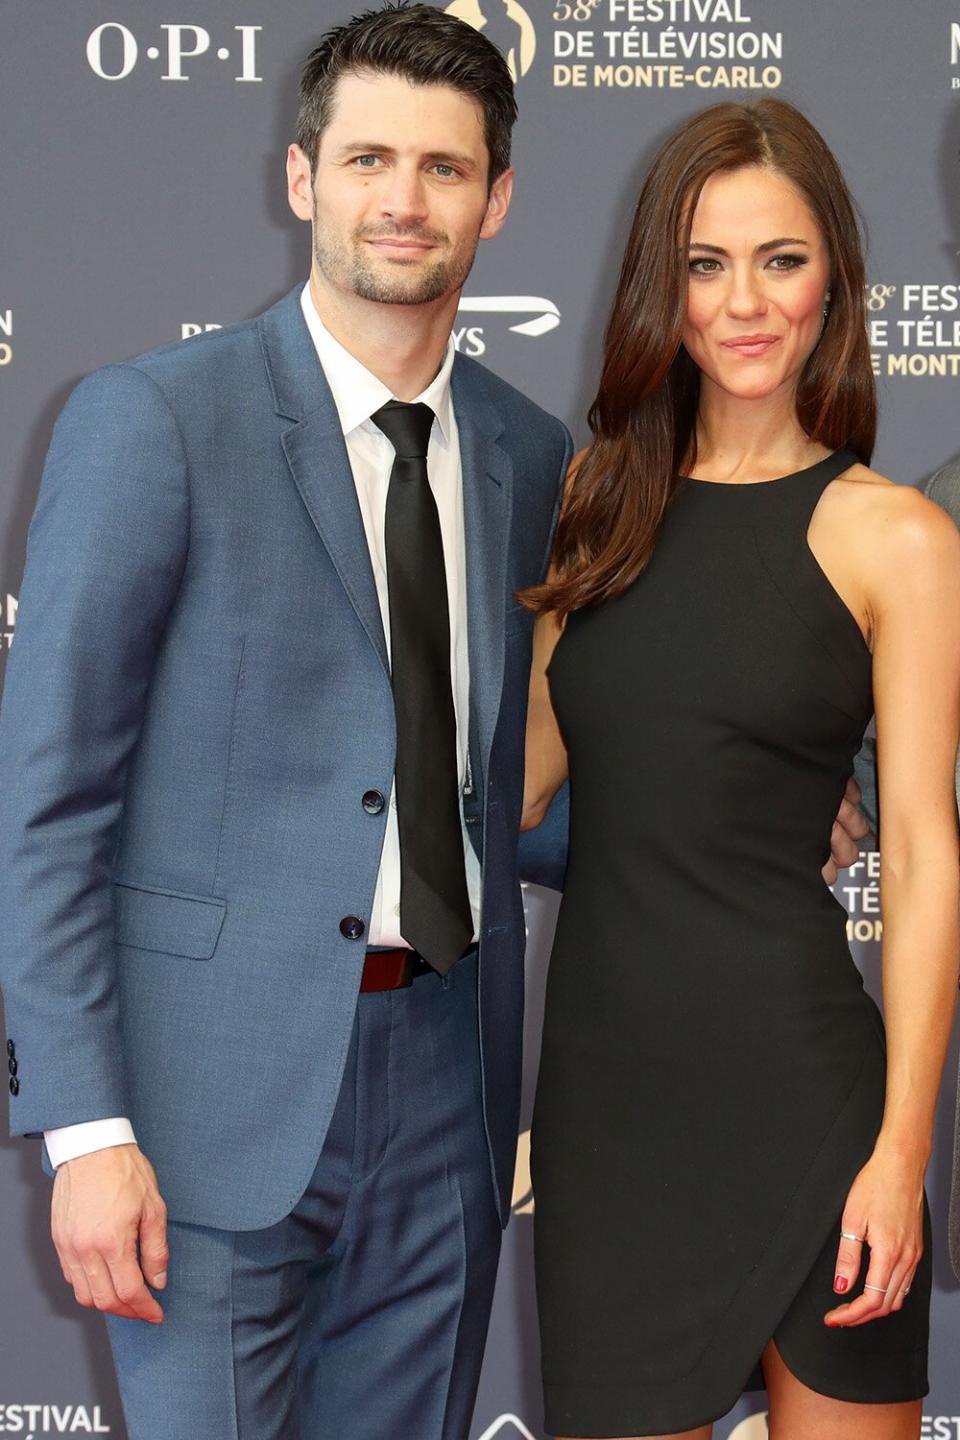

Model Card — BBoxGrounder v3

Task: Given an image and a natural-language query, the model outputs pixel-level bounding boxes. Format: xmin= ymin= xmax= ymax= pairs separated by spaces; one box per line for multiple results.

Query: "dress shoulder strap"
xmin=776 ymin=448 xmax=858 ymax=529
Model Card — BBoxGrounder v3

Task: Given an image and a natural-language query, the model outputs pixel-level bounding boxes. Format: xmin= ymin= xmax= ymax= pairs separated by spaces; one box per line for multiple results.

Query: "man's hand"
xmin=51 ymin=1143 xmax=168 ymax=1323
xmin=822 ymin=775 xmax=872 ymax=885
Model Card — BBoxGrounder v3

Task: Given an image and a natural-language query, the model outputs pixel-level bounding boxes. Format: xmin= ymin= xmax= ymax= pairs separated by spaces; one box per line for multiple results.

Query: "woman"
xmin=523 ymin=99 xmax=960 ymax=1440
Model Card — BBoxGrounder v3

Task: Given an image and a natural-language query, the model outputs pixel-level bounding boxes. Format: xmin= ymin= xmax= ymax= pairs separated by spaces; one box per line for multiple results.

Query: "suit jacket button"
xmin=339 ymin=916 xmax=365 ymax=941
xmin=7 ymin=1057 xmax=17 ymax=1076
xmin=362 ymin=790 xmax=385 ymax=815
xmin=6 ymin=1040 xmax=14 ymax=1057
xmin=8 ymin=1077 xmax=19 ymax=1096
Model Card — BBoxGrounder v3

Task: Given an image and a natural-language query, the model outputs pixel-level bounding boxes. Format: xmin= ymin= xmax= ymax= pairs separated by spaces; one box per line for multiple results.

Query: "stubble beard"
xmin=313 ymin=215 xmax=479 ymax=308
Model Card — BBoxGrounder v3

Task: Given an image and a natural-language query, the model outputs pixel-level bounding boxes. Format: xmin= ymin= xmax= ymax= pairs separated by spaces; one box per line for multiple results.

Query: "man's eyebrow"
xmin=424 ymin=150 xmax=478 ymax=170
xmin=332 ymin=141 xmax=395 ymax=158
xmin=688 ymin=237 xmax=810 ymax=256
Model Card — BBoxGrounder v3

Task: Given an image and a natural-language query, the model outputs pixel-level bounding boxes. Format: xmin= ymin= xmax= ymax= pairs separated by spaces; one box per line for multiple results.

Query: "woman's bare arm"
xmin=826 ymin=482 xmax=960 ymax=1325
xmin=871 ymin=490 xmax=960 ymax=1156
xmin=521 ymin=452 xmax=590 ymax=831
xmin=521 ymin=607 xmax=569 ymax=831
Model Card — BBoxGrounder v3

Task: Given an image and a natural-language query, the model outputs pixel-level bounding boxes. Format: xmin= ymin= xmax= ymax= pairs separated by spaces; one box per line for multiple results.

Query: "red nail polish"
xmin=834 ymin=1275 xmax=848 ymax=1293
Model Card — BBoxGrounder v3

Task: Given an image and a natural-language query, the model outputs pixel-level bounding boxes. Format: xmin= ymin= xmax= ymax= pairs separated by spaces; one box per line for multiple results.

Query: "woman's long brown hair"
xmin=524 ymin=99 xmax=876 ymax=617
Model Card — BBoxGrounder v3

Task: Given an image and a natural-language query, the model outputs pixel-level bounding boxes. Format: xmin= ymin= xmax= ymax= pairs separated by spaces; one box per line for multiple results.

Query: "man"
xmin=0 ymin=5 xmax=867 ymax=1436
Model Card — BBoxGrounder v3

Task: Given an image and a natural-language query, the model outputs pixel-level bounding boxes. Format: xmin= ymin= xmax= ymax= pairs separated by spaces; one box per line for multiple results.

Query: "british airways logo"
xmin=457 ymin=296 xmax=560 ymax=338
xmin=181 ymin=299 xmax=561 ymax=357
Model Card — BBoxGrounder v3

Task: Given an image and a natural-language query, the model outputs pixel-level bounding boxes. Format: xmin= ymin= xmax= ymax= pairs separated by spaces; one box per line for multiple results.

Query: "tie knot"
xmin=371 ymin=400 xmax=435 ymax=461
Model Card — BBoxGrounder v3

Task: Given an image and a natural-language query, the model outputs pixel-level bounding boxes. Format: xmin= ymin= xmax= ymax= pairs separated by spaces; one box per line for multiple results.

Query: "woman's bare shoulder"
xmin=832 ymin=462 xmax=960 ymax=573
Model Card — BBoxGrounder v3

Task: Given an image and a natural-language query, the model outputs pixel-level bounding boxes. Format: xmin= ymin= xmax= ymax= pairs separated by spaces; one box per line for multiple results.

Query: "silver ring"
xmin=840 ymin=1231 xmax=865 ymax=1243
xmin=863 ymin=1283 xmax=887 ymax=1293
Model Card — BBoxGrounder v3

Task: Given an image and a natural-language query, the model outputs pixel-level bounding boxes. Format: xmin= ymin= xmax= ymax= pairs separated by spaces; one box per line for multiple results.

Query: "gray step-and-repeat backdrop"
xmin=2 ymin=3 xmax=960 ymax=1437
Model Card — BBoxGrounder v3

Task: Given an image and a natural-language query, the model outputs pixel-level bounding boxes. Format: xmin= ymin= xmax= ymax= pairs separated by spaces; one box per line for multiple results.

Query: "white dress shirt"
xmin=298 ymin=286 xmax=481 ymax=948
xmin=45 ymin=284 xmax=481 ymax=1168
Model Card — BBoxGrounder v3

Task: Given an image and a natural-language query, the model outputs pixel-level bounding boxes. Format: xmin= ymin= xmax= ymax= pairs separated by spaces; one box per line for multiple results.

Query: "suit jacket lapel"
xmin=259 ymin=289 xmax=389 ymax=677
xmin=259 ymin=292 xmax=516 ymax=732
xmin=454 ymin=359 xmax=514 ymax=780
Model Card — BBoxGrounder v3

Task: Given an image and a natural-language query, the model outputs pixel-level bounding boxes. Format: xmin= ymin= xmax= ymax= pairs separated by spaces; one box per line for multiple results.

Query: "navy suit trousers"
xmin=105 ymin=954 xmax=502 ymax=1439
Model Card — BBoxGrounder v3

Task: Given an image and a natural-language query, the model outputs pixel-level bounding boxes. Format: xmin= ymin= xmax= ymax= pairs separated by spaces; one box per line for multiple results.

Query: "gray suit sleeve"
xmin=517 ymin=782 xmax=569 ymax=890
xmin=852 ymin=721 xmax=878 ymax=832
xmin=924 ymin=461 xmax=960 ymax=521
xmin=0 ymin=365 xmax=189 ymax=1135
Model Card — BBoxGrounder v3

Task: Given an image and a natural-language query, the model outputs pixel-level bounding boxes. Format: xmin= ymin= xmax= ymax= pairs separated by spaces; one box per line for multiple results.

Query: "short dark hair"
xmin=297 ymin=3 xmax=517 ymax=184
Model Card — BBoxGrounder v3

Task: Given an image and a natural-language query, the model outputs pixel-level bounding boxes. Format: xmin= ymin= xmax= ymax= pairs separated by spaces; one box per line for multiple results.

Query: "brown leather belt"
xmin=359 ymin=944 xmax=477 ymax=993
xmin=359 ymin=948 xmax=435 ymax=993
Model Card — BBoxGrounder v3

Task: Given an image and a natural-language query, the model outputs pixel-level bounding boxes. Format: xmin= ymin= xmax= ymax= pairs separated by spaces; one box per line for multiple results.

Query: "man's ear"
xmin=287 ymin=143 xmax=314 ymax=223
xmin=480 ymin=166 xmax=514 ymax=241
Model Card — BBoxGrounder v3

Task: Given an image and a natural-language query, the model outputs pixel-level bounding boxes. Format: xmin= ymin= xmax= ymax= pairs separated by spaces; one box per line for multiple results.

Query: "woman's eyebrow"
xmin=688 ymin=237 xmax=810 ymax=255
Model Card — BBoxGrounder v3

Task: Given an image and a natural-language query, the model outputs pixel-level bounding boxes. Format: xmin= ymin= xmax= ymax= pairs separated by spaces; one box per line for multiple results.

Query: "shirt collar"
xmin=300 ymin=283 xmax=455 ymax=445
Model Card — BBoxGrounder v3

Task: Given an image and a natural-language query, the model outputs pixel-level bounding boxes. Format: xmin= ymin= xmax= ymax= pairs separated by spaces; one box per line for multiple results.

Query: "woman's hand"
xmin=821 ymin=775 xmax=871 ymax=885
xmin=823 ymin=1148 xmax=925 ymax=1327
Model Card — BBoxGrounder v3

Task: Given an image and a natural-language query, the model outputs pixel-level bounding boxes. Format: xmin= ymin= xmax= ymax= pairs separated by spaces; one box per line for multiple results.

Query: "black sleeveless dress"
xmin=531 ymin=451 xmax=931 ymax=1437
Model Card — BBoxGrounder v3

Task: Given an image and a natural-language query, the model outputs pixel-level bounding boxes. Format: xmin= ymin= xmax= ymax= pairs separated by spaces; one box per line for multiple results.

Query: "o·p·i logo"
xmin=86 ymin=23 xmax=262 ymax=82
xmin=445 ymin=0 xmax=536 ymax=81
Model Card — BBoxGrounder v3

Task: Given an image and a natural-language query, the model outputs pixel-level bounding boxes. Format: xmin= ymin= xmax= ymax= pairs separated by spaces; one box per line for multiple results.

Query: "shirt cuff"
xmin=44 ymin=1118 xmax=138 ymax=1169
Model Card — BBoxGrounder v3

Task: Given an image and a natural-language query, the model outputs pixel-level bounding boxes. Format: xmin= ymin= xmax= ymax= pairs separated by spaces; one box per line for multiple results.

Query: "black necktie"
xmin=372 ymin=400 xmax=473 ymax=973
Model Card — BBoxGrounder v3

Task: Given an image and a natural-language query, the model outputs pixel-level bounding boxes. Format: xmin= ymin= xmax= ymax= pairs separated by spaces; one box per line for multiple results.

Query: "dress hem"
xmin=541 ymin=1030 xmax=929 ymax=1437
xmin=544 ymin=1343 xmax=928 ymax=1438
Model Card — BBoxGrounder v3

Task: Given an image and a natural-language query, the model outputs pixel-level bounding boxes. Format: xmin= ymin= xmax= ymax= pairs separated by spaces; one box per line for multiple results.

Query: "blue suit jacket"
xmin=0 ymin=286 xmax=571 ymax=1230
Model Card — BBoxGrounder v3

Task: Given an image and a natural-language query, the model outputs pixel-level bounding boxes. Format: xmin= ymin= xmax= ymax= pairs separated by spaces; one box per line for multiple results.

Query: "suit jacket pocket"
xmin=112 ymin=880 xmax=227 ymax=959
